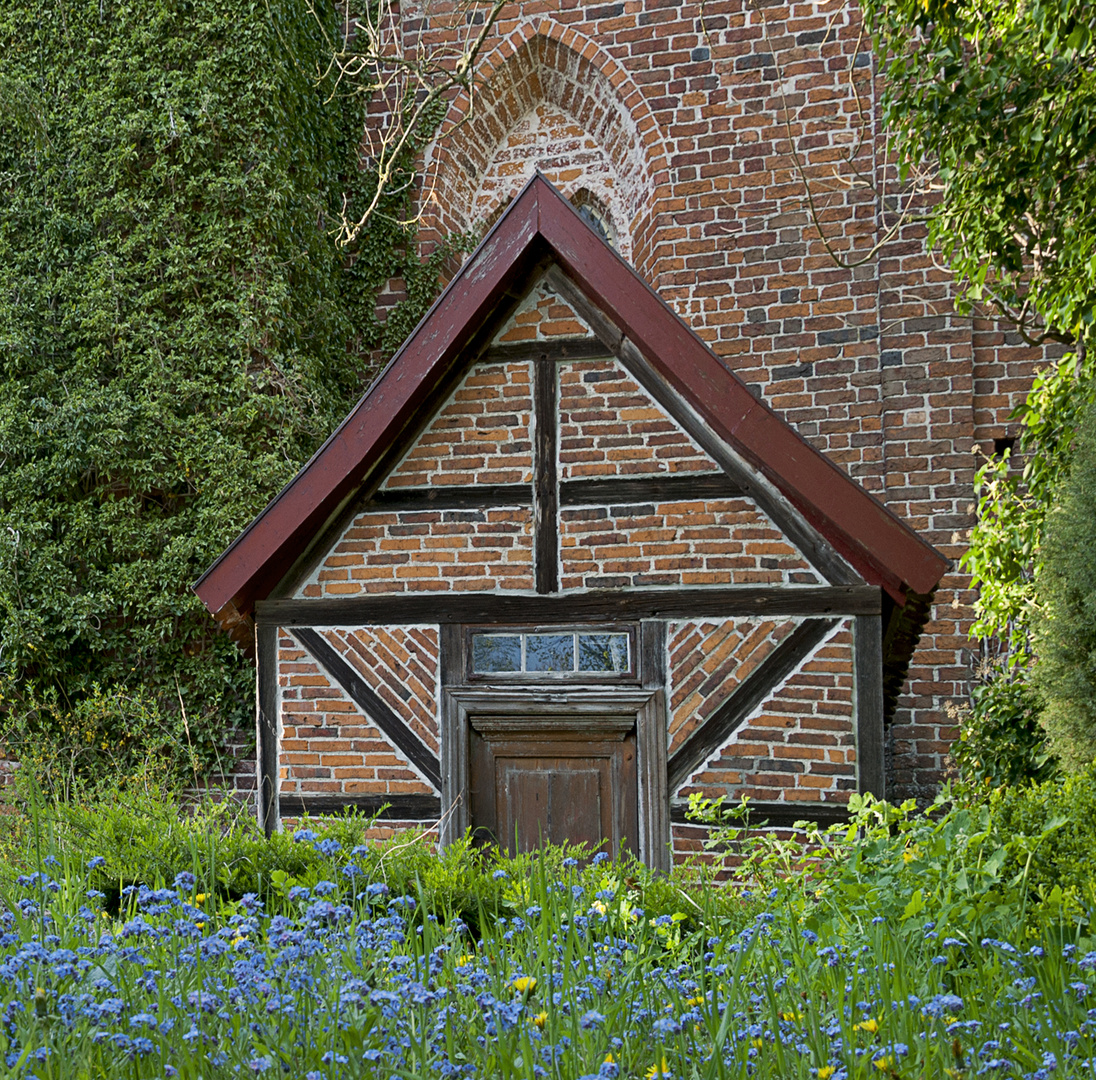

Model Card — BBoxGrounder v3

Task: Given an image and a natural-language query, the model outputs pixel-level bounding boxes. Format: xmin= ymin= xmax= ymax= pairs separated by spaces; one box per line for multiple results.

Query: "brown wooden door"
xmin=468 ymin=716 xmax=638 ymax=857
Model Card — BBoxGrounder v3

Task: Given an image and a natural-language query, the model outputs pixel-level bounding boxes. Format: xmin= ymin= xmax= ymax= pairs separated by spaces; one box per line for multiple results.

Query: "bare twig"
xmin=306 ymin=0 xmax=509 ymax=247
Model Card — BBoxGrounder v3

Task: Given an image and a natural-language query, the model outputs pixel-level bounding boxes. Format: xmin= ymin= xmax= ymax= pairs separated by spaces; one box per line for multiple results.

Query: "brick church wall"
xmin=390 ymin=0 xmax=1055 ymax=801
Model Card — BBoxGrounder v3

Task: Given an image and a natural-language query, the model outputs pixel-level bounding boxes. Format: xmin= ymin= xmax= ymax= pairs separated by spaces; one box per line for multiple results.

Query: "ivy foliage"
xmin=0 ymin=0 xmax=455 ymax=786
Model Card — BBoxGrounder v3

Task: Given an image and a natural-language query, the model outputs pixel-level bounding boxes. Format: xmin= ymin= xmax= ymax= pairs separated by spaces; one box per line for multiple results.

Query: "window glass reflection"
xmin=577 ymin=633 xmax=629 ymax=672
xmin=525 ymin=634 xmax=575 ymax=672
xmin=472 ymin=634 xmax=521 ymax=673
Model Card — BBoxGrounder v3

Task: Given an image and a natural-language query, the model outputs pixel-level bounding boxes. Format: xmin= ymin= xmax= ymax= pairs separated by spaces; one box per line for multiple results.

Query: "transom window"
xmin=470 ymin=629 xmax=632 ymax=677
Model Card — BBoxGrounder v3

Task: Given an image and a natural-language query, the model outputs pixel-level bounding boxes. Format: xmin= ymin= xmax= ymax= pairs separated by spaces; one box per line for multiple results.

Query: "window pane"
xmin=472 ymin=634 xmax=521 ymax=673
xmin=525 ymin=633 xmax=575 ymax=672
xmin=578 ymin=633 xmax=630 ymax=672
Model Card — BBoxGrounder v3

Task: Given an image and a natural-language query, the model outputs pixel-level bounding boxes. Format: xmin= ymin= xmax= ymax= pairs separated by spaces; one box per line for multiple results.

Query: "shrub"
xmin=948 ymin=672 xmax=1057 ymax=794
xmin=1034 ymin=397 xmax=1096 ymax=769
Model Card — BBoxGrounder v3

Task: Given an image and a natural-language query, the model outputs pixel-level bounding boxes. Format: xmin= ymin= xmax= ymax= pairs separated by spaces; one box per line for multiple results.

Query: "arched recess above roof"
xmin=421 ymin=21 xmax=670 ymax=269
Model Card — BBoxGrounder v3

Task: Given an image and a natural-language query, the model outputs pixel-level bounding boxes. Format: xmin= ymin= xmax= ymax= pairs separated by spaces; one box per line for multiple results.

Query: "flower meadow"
xmin=3 ymin=819 xmax=1096 ymax=1080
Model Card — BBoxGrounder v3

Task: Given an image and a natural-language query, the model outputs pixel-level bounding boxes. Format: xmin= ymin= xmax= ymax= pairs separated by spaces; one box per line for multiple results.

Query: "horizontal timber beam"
xmin=559 ymin=474 xmax=743 ymax=506
xmin=257 ymin=587 xmax=880 ymax=627
xmin=670 ymin=800 xmax=850 ymax=830
xmin=279 ymin=794 xmax=442 ymax=820
xmin=362 ymin=474 xmax=747 ymax=513
xmin=482 ymin=338 xmax=609 ymax=364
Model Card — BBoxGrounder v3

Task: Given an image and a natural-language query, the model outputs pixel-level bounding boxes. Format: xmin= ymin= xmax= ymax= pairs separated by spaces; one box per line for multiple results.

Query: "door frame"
xmin=440 ymin=686 xmax=670 ymax=870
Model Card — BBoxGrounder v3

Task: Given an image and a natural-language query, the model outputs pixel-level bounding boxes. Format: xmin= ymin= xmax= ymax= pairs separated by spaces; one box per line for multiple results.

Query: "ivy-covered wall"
xmin=0 ymin=0 xmax=453 ymax=789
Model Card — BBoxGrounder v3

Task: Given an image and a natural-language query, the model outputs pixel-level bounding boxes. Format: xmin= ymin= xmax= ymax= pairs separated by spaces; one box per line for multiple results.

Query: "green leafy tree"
xmin=861 ymin=0 xmax=1096 ymax=778
xmin=0 ymin=0 xmax=461 ymax=787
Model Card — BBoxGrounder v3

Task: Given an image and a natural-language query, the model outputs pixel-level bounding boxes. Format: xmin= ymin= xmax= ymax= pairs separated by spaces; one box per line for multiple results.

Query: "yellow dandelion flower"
xmin=818 ymin=1067 xmax=836 ymax=1080
xmin=194 ymin=894 xmax=206 ymax=905
xmin=781 ymin=1010 xmax=805 ymax=1022
xmin=511 ymin=976 xmax=536 ymax=994
xmin=751 ymin=1037 xmax=765 ymax=1049
xmin=645 ymin=1056 xmax=672 ymax=1079
xmin=857 ymin=1018 xmax=880 ymax=1033
xmin=591 ymin=900 xmax=608 ymax=916
xmin=874 ymin=1056 xmax=893 ymax=1071
xmin=530 ymin=1011 xmax=548 ymax=1028
xmin=686 ymin=995 xmax=705 ymax=1007
xmin=603 ymin=1054 xmax=615 ymax=1065
xmin=456 ymin=954 xmax=473 ymax=967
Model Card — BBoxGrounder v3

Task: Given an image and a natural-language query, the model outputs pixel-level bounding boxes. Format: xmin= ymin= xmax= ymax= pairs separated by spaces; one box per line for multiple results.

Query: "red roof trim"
xmin=195 ymin=175 xmax=946 ymax=620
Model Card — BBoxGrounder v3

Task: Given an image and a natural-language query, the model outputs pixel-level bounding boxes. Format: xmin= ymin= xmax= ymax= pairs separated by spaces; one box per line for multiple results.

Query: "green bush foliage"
xmin=948 ymin=676 xmax=1057 ymax=792
xmin=0 ymin=0 xmax=458 ymax=788
xmin=4 ymin=780 xmax=740 ymax=933
xmin=988 ymin=764 xmax=1096 ymax=907
xmin=1032 ymin=399 xmax=1096 ymax=769
xmin=689 ymin=783 xmax=1096 ymax=944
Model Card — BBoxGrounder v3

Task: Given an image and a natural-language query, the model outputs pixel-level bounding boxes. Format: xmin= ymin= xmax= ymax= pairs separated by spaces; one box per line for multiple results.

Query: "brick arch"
xmin=421 ymin=21 xmax=670 ymax=269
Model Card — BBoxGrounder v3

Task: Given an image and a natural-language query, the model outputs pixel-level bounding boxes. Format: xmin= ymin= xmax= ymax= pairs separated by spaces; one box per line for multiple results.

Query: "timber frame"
xmin=200 ymin=175 xmax=948 ymax=849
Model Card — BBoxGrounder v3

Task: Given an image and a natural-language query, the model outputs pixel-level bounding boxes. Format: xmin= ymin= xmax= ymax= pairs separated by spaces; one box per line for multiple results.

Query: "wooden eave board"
xmin=194 ymin=174 xmax=947 ymax=624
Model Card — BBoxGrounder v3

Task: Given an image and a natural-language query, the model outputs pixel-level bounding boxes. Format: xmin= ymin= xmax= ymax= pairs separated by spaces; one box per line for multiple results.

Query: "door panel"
xmin=469 ymin=717 xmax=638 ymax=857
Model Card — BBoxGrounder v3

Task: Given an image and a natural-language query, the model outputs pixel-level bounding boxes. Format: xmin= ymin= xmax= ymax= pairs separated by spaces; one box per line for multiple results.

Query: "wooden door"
xmin=468 ymin=716 xmax=638 ymax=857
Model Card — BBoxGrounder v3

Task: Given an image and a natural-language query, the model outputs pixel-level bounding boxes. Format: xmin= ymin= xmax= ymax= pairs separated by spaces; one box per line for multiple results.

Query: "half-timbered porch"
xmin=196 ymin=175 xmax=947 ymax=868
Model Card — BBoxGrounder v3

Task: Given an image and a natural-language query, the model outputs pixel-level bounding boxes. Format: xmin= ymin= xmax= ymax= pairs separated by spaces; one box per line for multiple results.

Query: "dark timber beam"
xmin=256 ymin=587 xmax=880 ymax=627
xmin=854 ymin=613 xmax=885 ymax=798
xmin=483 ymin=338 xmax=608 ymax=364
xmin=670 ymin=800 xmax=850 ymax=829
xmin=533 ymin=351 xmax=559 ymax=593
xmin=292 ymin=628 xmax=442 ymax=791
xmin=359 ymin=475 xmax=749 ymax=513
xmin=667 ymin=618 xmax=839 ymax=792
xmin=256 ymin=622 xmax=279 ymax=836
xmin=279 ymin=794 xmax=442 ymax=820
xmin=560 ymin=474 xmax=743 ymax=506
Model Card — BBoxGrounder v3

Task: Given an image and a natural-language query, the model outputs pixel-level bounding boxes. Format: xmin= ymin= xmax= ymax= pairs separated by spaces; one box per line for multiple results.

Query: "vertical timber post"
xmin=439 ymin=623 xmax=469 ymax=848
xmin=638 ymin=621 xmax=671 ymax=872
xmin=854 ymin=611 xmax=885 ymax=799
xmin=533 ymin=351 xmax=559 ymax=594
xmin=255 ymin=620 xmax=279 ymax=836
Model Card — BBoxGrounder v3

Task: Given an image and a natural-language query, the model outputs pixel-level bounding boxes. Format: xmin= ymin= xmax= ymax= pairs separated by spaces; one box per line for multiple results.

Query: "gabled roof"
xmin=194 ymin=175 xmax=947 ymax=642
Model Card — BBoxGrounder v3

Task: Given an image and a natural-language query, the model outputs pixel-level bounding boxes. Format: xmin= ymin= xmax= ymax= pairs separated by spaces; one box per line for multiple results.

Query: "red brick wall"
xmin=381 ymin=360 xmax=532 ymax=490
xmin=278 ymin=626 xmax=439 ymax=800
xmin=558 ymin=358 xmax=718 ymax=479
xmin=675 ymin=620 xmax=857 ymax=805
xmin=298 ymin=506 xmax=535 ymax=597
xmin=666 ymin=617 xmax=799 ymax=755
xmin=560 ymin=498 xmax=821 ymax=590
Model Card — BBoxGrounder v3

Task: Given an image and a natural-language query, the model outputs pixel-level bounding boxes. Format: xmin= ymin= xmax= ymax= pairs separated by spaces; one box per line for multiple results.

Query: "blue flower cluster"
xmin=1 ymin=857 xmax=1094 ymax=1079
